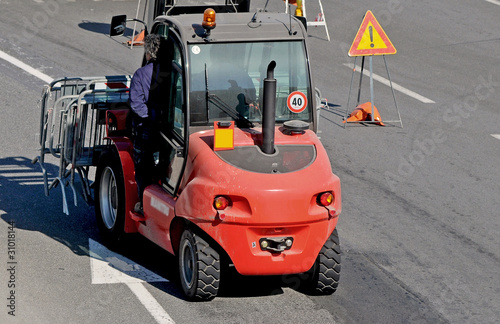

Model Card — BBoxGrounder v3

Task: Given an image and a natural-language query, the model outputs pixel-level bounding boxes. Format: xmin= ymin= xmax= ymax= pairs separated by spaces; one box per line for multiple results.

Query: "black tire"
xmin=178 ymin=229 xmax=220 ymax=301
xmin=301 ymin=228 xmax=341 ymax=295
xmin=94 ymin=150 xmax=126 ymax=245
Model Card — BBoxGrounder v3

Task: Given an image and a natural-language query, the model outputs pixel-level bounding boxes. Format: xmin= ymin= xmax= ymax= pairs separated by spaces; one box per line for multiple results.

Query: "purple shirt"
xmin=129 ymin=62 xmax=154 ymax=118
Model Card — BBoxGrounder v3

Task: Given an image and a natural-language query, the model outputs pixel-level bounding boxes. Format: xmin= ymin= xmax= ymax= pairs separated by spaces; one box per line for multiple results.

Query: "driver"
xmin=129 ymin=34 xmax=161 ymax=215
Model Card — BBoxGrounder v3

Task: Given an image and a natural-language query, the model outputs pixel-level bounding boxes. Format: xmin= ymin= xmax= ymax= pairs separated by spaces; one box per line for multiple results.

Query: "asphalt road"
xmin=0 ymin=0 xmax=499 ymax=323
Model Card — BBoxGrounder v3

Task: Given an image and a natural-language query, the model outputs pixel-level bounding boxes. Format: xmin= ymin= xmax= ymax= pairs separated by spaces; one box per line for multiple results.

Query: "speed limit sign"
xmin=287 ymin=91 xmax=307 ymax=113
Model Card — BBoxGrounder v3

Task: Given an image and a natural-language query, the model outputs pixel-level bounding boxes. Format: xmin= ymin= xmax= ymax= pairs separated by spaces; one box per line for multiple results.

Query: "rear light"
xmin=106 ymin=112 xmax=117 ymax=135
xmin=213 ymin=196 xmax=229 ymax=210
xmin=317 ymin=192 xmax=334 ymax=206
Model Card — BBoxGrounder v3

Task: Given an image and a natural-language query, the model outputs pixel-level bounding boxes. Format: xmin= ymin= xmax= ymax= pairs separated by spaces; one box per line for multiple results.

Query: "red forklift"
xmin=34 ymin=0 xmax=341 ymax=300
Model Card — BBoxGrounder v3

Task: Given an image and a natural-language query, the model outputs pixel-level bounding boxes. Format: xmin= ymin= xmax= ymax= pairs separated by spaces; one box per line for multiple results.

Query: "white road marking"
xmin=0 ymin=166 xmax=46 ymax=186
xmin=344 ymin=63 xmax=435 ymax=104
xmin=0 ymin=49 xmax=53 ymax=83
xmin=89 ymin=238 xmax=168 ymax=284
xmin=0 ymin=165 xmax=33 ymax=170
xmin=0 ymin=172 xmax=45 ymax=178
xmin=491 ymin=134 xmax=500 ymax=140
xmin=89 ymin=239 xmax=175 ymax=324
xmin=126 ymin=282 xmax=176 ymax=324
xmin=485 ymin=0 xmax=500 ymax=6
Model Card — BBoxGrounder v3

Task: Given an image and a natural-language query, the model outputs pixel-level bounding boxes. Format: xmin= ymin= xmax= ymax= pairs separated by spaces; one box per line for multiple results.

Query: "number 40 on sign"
xmin=287 ymin=91 xmax=308 ymax=113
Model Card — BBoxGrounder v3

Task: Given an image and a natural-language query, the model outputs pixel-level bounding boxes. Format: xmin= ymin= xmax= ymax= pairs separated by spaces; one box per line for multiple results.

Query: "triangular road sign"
xmin=349 ymin=10 xmax=397 ymax=56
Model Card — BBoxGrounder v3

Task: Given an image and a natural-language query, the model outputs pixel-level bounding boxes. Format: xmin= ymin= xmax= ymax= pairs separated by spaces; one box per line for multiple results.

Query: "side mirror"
xmin=110 ymin=15 xmax=127 ymax=36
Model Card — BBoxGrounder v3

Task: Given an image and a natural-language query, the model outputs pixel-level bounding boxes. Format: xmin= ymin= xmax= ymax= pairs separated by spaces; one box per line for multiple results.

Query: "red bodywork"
xmin=111 ymin=125 xmax=341 ymax=276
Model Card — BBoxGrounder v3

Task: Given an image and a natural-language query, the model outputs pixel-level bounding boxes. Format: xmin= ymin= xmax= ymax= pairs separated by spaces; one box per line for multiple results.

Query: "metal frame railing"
xmin=33 ymin=76 xmax=131 ymax=214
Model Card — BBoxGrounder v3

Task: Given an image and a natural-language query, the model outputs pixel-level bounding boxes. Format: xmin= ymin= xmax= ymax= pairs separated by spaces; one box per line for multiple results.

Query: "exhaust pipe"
xmin=261 ymin=61 xmax=277 ymax=155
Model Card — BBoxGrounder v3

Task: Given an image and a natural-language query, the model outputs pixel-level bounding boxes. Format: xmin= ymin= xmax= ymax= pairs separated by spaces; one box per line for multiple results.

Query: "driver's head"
xmin=144 ymin=34 xmax=161 ymax=61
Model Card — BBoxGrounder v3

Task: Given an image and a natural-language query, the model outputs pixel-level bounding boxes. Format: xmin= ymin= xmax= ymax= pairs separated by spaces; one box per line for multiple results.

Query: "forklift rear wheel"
xmin=95 ymin=150 xmax=125 ymax=245
xmin=178 ymin=229 xmax=220 ymax=300
xmin=301 ymin=228 xmax=341 ymax=295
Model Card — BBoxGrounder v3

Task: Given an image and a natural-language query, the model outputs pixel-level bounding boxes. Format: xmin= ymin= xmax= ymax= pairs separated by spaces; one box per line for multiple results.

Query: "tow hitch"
xmin=259 ymin=237 xmax=294 ymax=252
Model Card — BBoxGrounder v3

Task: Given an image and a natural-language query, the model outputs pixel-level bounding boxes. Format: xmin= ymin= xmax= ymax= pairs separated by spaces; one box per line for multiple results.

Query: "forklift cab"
xmin=148 ymin=15 xmax=317 ymax=197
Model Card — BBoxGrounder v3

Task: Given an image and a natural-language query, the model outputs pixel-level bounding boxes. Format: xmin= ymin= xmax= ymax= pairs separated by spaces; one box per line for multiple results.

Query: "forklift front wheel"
xmin=95 ymin=150 xmax=126 ymax=245
xmin=178 ymin=229 xmax=220 ymax=300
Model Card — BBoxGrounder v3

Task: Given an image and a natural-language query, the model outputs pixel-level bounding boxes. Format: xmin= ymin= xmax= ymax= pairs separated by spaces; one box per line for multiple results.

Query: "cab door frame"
xmin=152 ymin=22 xmax=189 ymax=198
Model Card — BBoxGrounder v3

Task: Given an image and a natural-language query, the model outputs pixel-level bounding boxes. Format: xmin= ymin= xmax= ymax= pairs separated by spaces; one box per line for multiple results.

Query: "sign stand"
xmin=343 ymin=10 xmax=402 ymax=128
xmin=344 ymin=55 xmax=403 ymax=127
xmin=304 ymin=0 xmax=330 ymax=41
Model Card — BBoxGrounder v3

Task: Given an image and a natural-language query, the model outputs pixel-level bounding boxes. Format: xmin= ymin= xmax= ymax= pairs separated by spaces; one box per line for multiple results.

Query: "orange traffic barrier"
xmin=127 ymin=30 xmax=145 ymax=46
xmin=343 ymin=102 xmax=384 ymax=126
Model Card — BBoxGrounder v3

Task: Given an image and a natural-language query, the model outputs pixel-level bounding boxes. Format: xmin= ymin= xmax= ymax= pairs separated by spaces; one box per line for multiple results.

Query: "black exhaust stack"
xmin=261 ymin=61 xmax=277 ymax=154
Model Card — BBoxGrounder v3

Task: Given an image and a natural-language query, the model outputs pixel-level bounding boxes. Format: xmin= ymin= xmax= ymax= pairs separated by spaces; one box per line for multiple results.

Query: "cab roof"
xmin=155 ymin=11 xmax=307 ymax=44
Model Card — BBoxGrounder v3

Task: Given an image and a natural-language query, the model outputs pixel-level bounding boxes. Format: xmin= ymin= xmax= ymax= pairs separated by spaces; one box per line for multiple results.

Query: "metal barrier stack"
xmin=33 ymin=76 xmax=131 ymax=214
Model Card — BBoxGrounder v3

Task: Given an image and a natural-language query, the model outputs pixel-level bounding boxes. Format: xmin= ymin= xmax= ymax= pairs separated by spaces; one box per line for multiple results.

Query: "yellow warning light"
xmin=214 ymin=121 xmax=234 ymax=151
xmin=202 ymin=8 xmax=216 ymax=30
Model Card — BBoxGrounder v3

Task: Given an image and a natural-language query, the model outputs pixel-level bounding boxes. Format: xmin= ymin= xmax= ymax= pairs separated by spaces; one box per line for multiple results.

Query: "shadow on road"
xmin=78 ymin=20 xmax=135 ymax=37
xmin=78 ymin=20 xmax=144 ymax=49
xmin=319 ymin=102 xmax=346 ymax=128
xmin=0 ymin=156 xmax=94 ymax=256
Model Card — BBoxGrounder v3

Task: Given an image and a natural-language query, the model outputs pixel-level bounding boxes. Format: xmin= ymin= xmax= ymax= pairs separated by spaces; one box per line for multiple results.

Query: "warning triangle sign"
xmin=349 ymin=11 xmax=397 ymax=57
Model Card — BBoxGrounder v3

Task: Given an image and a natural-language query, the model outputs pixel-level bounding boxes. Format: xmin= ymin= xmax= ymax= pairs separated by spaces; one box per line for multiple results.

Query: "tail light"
xmin=213 ymin=196 xmax=229 ymax=210
xmin=317 ymin=192 xmax=334 ymax=207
